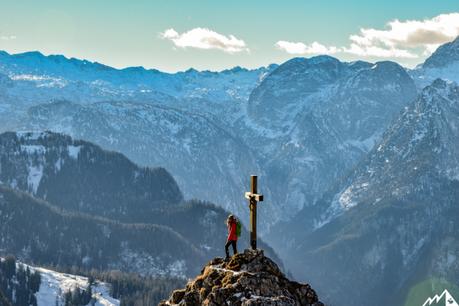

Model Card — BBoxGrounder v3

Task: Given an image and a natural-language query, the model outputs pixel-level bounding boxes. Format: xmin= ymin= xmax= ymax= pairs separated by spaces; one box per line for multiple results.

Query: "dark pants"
xmin=225 ymin=240 xmax=238 ymax=258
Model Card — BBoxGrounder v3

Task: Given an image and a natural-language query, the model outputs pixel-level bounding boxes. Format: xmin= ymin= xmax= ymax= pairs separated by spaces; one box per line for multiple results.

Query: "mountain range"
xmin=278 ymin=79 xmax=459 ymax=305
xmin=1 ymin=36 xmax=459 ymax=306
xmin=0 ymin=131 xmax=279 ymax=278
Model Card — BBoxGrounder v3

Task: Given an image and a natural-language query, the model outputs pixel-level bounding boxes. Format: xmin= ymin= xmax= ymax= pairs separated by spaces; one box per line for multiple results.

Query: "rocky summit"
xmin=159 ymin=249 xmax=323 ymax=306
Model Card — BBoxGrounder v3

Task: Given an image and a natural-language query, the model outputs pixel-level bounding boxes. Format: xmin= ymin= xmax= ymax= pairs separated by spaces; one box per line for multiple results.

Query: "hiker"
xmin=225 ymin=214 xmax=239 ymax=259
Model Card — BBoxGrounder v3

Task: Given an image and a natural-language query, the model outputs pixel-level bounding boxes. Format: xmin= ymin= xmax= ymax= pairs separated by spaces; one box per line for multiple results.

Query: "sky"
xmin=0 ymin=0 xmax=458 ymax=72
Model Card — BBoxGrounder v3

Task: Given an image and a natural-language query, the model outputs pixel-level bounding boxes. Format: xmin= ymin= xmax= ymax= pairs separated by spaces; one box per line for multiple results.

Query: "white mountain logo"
xmin=423 ymin=289 xmax=459 ymax=306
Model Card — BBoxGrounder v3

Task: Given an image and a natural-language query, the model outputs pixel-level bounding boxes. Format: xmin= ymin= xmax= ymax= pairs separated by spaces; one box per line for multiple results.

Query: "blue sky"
xmin=0 ymin=0 xmax=458 ymax=72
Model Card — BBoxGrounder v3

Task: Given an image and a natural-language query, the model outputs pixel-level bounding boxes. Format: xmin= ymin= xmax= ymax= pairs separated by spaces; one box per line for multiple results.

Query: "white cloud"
xmin=275 ymin=12 xmax=459 ymax=59
xmin=275 ymin=41 xmax=340 ymax=55
xmin=344 ymin=43 xmax=418 ymax=58
xmin=347 ymin=12 xmax=459 ymax=55
xmin=0 ymin=35 xmax=16 ymax=40
xmin=160 ymin=27 xmax=248 ymax=53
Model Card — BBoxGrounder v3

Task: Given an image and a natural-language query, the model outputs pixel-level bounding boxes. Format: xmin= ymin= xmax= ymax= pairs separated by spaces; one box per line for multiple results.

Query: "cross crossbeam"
xmin=245 ymin=175 xmax=264 ymax=250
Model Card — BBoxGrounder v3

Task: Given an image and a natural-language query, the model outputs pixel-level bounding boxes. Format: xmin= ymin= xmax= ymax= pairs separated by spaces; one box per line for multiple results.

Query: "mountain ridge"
xmin=277 ymin=79 xmax=459 ymax=306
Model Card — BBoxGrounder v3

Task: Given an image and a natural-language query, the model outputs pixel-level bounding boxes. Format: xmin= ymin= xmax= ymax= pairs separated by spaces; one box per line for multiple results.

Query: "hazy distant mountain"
xmin=14 ymin=102 xmax=263 ymax=224
xmin=242 ymin=56 xmax=417 ymax=224
xmin=0 ymin=51 xmax=276 ymax=226
xmin=2 ymin=54 xmax=419 ymax=230
xmin=0 ymin=37 xmax=456 ymax=231
xmin=0 ymin=185 xmax=205 ymax=277
xmin=0 ymin=131 xmax=183 ymax=216
xmin=0 ymin=131 xmax=280 ymax=274
xmin=280 ymin=80 xmax=459 ymax=306
xmin=1 ymin=35 xmax=459 ymax=306
xmin=0 ymin=50 xmax=275 ymax=106
xmin=410 ymin=36 xmax=459 ymax=87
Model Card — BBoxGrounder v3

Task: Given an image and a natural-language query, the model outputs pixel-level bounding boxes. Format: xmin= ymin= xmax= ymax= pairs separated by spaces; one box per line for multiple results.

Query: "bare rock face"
xmin=159 ymin=249 xmax=324 ymax=306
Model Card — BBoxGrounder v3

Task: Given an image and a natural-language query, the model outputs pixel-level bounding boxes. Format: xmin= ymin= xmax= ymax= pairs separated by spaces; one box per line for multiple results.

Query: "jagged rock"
xmin=159 ymin=249 xmax=324 ymax=306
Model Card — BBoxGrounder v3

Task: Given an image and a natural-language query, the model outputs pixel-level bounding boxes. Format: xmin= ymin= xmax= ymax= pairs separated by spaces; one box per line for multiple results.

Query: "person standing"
xmin=225 ymin=214 xmax=238 ymax=260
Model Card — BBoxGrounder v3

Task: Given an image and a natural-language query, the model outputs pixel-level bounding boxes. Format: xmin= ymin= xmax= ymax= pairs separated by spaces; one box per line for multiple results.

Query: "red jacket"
xmin=227 ymin=221 xmax=237 ymax=241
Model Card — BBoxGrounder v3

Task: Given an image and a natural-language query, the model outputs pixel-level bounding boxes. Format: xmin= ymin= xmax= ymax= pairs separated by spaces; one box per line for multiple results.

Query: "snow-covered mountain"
xmin=0 ymin=51 xmax=277 ymax=226
xmin=410 ymin=36 xmax=459 ymax=88
xmin=279 ymin=80 xmax=459 ymax=306
xmin=0 ymin=131 xmax=183 ymax=214
xmin=0 ymin=50 xmax=275 ymax=106
xmin=0 ymin=37 xmax=457 ymax=231
xmin=0 ymin=48 xmax=424 ymax=232
xmin=0 ymin=34 xmax=459 ymax=306
xmin=12 ymin=102 xmax=263 ymax=224
xmin=242 ymin=56 xmax=417 ymax=223
xmin=0 ymin=54 xmax=419 ymax=230
xmin=321 ymin=79 xmax=459 ymax=223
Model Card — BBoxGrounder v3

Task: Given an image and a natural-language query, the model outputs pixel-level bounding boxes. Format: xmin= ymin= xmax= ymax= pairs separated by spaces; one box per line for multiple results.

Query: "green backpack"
xmin=236 ymin=220 xmax=242 ymax=237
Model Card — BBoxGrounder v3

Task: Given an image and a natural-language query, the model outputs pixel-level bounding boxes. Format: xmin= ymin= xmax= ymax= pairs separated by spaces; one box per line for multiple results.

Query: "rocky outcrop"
xmin=160 ymin=249 xmax=323 ymax=306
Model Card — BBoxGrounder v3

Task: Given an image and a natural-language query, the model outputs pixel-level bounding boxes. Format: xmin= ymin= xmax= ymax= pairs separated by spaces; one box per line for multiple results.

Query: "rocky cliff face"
xmin=273 ymin=80 xmax=459 ymax=306
xmin=244 ymin=57 xmax=417 ymax=233
xmin=160 ymin=249 xmax=323 ymax=306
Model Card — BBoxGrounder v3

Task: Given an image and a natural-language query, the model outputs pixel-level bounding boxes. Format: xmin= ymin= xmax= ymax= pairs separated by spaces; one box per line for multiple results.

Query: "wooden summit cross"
xmin=244 ymin=175 xmax=264 ymax=250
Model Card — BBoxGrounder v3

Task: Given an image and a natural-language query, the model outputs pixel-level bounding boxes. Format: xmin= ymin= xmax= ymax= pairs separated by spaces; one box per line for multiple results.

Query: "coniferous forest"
xmin=0 ymin=256 xmax=41 ymax=306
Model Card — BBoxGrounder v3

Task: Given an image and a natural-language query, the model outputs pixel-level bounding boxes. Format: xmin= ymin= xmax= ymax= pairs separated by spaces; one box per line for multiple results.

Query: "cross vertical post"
xmin=250 ymin=175 xmax=257 ymax=250
xmin=245 ymin=175 xmax=264 ymax=250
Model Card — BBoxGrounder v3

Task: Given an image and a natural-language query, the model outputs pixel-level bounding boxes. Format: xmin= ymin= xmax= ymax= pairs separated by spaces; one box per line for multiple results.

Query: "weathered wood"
xmin=245 ymin=175 xmax=264 ymax=250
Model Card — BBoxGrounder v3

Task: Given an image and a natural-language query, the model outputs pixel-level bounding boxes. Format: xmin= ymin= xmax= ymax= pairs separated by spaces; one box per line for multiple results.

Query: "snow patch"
xmin=21 ymin=145 xmax=46 ymax=155
xmin=16 ymin=131 xmax=46 ymax=141
xmin=67 ymin=145 xmax=81 ymax=159
xmin=0 ymin=259 xmax=120 ymax=306
xmin=34 ymin=266 xmax=120 ymax=306
xmin=27 ymin=164 xmax=43 ymax=194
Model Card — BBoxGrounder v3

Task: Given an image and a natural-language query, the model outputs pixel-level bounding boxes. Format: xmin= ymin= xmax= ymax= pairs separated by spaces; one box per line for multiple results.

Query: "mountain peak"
xmin=160 ymin=249 xmax=323 ymax=306
xmin=423 ymin=36 xmax=459 ymax=69
xmin=308 ymin=54 xmax=340 ymax=64
xmin=371 ymin=60 xmax=404 ymax=71
xmin=429 ymin=77 xmax=457 ymax=89
xmin=14 ymin=51 xmax=45 ymax=59
xmin=423 ymin=78 xmax=458 ymax=100
xmin=281 ymin=55 xmax=340 ymax=67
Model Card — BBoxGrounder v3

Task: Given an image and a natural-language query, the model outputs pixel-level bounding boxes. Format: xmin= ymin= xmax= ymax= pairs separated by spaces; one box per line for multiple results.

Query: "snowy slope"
xmin=34 ymin=266 xmax=119 ymax=306
xmin=243 ymin=57 xmax=417 ymax=223
xmin=0 ymin=50 xmax=275 ymax=106
xmin=320 ymin=79 xmax=459 ymax=224
xmin=0 ymin=38 xmax=455 ymax=233
xmin=0 ymin=50 xmax=419 ymax=231
xmin=0 ymin=257 xmax=120 ymax=306
xmin=280 ymin=79 xmax=459 ymax=306
xmin=410 ymin=36 xmax=459 ymax=88
xmin=13 ymin=103 xmax=264 ymax=226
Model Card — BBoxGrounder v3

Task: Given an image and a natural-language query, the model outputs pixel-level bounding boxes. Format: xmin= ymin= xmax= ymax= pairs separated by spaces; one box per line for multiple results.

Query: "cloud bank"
xmin=276 ymin=12 xmax=459 ymax=59
xmin=275 ymin=41 xmax=339 ymax=55
xmin=0 ymin=35 xmax=16 ymax=40
xmin=161 ymin=27 xmax=248 ymax=53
